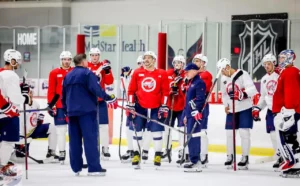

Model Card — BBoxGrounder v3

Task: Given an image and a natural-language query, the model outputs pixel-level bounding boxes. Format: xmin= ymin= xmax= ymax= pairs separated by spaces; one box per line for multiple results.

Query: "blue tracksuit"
xmin=62 ymin=66 xmax=110 ymax=173
xmin=184 ymin=75 xmax=206 ymax=164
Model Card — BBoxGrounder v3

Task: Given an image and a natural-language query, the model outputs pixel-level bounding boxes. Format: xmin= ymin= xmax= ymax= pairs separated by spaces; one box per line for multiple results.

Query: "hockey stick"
xmin=118 ymin=78 xmax=126 ymax=161
xmin=166 ymin=95 xmax=175 ymax=163
xmin=22 ymin=69 xmax=29 ymax=179
xmin=231 ymin=70 xmax=244 ymax=171
xmin=0 ymin=94 xmax=60 ymax=114
xmin=14 ymin=147 xmax=44 ymax=164
xmin=179 ymin=68 xmax=222 ymax=166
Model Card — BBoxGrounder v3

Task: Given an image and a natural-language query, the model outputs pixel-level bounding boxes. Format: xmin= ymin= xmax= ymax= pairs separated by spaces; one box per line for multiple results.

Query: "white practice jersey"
xmin=120 ymin=69 xmax=134 ymax=93
xmin=257 ymin=72 xmax=279 ymax=110
xmin=0 ymin=70 xmax=25 ymax=119
xmin=221 ymin=69 xmax=258 ymax=113
xmin=20 ymin=100 xmax=40 ymax=137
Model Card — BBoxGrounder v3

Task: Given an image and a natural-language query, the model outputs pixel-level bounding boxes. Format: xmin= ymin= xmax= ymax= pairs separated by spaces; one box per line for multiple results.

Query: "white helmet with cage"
xmin=4 ymin=49 xmax=22 ymax=66
xmin=193 ymin=54 xmax=208 ymax=66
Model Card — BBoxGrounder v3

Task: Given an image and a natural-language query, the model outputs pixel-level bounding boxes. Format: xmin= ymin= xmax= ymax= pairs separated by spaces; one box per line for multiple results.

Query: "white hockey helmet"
xmin=143 ymin=51 xmax=157 ymax=60
xmin=217 ymin=58 xmax=231 ymax=70
xmin=262 ymin=54 xmax=277 ymax=66
xmin=60 ymin=51 xmax=72 ymax=60
xmin=172 ymin=55 xmax=186 ymax=66
xmin=89 ymin=48 xmax=101 ymax=55
xmin=137 ymin=55 xmax=143 ymax=63
xmin=4 ymin=49 xmax=22 ymax=66
xmin=193 ymin=54 xmax=208 ymax=66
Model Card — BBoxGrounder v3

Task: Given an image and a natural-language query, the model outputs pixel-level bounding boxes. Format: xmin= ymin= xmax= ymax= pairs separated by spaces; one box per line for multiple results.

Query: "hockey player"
xmin=47 ymin=51 xmax=73 ymax=164
xmin=0 ymin=49 xmax=29 ymax=177
xmin=251 ymin=54 xmax=280 ymax=168
xmin=127 ymin=51 xmax=169 ymax=169
xmin=182 ymin=63 xmax=206 ymax=172
xmin=10 ymin=89 xmax=58 ymax=163
xmin=272 ymin=49 xmax=300 ymax=176
xmin=162 ymin=55 xmax=186 ymax=163
xmin=217 ymin=58 xmax=258 ymax=169
xmin=88 ymin=48 xmax=114 ymax=160
xmin=192 ymin=54 xmax=212 ymax=166
xmin=62 ymin=54 xmax=117 ymax=176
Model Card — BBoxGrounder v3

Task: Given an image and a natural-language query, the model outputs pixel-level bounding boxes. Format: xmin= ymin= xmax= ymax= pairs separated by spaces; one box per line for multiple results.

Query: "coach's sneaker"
xmin=132 ymin=151 xmax=141 ymax=169
xmin=224 ymin=154 xmax=233 ymax=169
xmin=101 ymin=147 xmax=111 ymax=161
xmin=238 ymin=155 xmax=249 ymax=170
xmin=59 ymin=151 xmax=66 ymax=165
xmin=121 ymin=150 xmax=134 ymax=163
xmin=142 ymin=150 xmax=148 ymax=163
xmin=88 ymin=169 xmax=106 ymax=177
xmin=154 ymin=152 xmax=162 ymax=168
xmin=184 ymin=161 xmax=202 ymax=172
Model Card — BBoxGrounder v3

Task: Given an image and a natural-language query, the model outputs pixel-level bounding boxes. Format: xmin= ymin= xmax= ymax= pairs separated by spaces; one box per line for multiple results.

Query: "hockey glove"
xmin=48 ymin=106 xmax=57 ymax=117
xmin=191 ymin=110 xmax=202 ymax=121
xmin=20 ymin=83 xmax=31 ymax=104
xmin=1 ymin=102 xmax=19 ymax=118
xmin=170 ymin=84 xmax=179 ymax=95
xmin=174 ymin=75 xmax=183 ymax=84
xmin=158 ymin=105 xmax=169 ymax=121
xmin=181 ymin=78 xmax=189 ymax=93
xmin=126 ymin=103 xmax=135 ymax=121
xmin=37 ymin=113 xmax=45 ymax=125
xmin=102 ymin=60 xmax=111 ymax=74
xmin=106 ymin=94 xmax=118 ymax=109
xmin=252 ymin=106 xmax=261 ymax=121
xmin=274 ymin=108 xmax=295 ymax=132
xmin=228 ymin=90 xmax=248 ymax=101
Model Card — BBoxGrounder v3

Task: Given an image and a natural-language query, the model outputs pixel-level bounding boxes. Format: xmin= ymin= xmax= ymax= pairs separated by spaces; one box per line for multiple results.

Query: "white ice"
xmin=15 ymin=140 xmax=299 ymax=186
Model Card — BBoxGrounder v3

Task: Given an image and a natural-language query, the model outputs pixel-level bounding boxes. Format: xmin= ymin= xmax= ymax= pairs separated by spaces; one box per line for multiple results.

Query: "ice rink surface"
xmin=18 ymin=140 xmax=299 ymax=186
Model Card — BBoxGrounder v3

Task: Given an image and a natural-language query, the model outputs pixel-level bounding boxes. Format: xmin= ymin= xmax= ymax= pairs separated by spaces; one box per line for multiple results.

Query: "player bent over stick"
xmin=10 ymin=89 xmax=58 ymax=163
xmin=272 ymin=50 xmax=300 ymax=178
xmin=127 ymin=51 xmax=169 ymax=169
xmin=181 ymin=63 xmax=206 ymax=173
xmin=62 ymin=54 xmax=117 ymax=176
xmin=217 ymin=58 xmax=258 ymax=170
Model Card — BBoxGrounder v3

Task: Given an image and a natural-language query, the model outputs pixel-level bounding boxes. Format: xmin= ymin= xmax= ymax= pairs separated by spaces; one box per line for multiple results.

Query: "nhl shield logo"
xmin=238 ymin=24 xmax=277 ymax=77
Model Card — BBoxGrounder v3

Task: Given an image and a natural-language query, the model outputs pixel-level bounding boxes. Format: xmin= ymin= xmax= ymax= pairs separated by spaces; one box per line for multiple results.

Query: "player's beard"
xmin=144 ymin=60 xmax=154 ymax=69
xmin=62 ymin=62 xmax=71 ymax=69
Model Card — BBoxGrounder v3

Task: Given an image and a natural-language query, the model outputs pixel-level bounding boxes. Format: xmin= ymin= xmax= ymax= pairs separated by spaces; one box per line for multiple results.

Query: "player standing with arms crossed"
xmin=47 ymin=51 xmax=73 ymax=165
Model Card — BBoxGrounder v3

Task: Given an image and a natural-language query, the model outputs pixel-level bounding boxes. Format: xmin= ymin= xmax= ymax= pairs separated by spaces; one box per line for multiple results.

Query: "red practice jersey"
xmin=166 ymin=69 xmax=186 ymax=111
xmin=128 ymin=68 xmax=169 ymax=109
xmin=272 ymin=66 xmax=300 ymax=113
xmin=47 ymin=67 xmax=73 ymax=108
xmin=199 ymin=70 xmax=213 ymax=94
xmin=88 ymin=61 xmax=114 ymax=101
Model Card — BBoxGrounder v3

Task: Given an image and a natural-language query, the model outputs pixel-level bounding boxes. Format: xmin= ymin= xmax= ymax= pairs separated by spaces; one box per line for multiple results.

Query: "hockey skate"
xmin=154 ymin=152 xmax=162 ymax=170
xmin=59 ymin=151 xmax=66 ymax=165
xmin=273 ymin=157 xmax=283 ymax=172
xmin=238 ymin=155 xmax=249 ymax=170
xmin=161 ymin=149 xmax=172 ymax=162
xmin=280 ymin=149 xmax=300 ymax=178
xmin=45 ymin=149 xmax=59 ymax=163
xmin=101 ymin=146 xmax=111 ymax=161
xmin=224 ymin=154 xmax=233 ymax=169
xmin=132 ymin=151 xmax=141 ymax=169
xmin=121 ymin=150 xmax=134 ymax=163
xmin=88 ymin=169 xmax=106 ymax=177
xmin=177 ymin=154 xmax=190 ymax=167
xmin=200 ymin=154 xmax=209 ymax=168
xmin=142 ymin=150 xmax=148 ymax=164
xmin=183 ymin=161 xmax=202 ymax=173
xmin=0 ymin=164 xmax=17 ymax=177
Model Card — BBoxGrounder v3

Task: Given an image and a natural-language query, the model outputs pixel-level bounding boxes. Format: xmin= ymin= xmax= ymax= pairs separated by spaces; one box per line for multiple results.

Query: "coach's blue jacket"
xmin=184 ymin=74 xmax=206 ymax=118
xmin=62 ymin=66 xmax=110 ymax=116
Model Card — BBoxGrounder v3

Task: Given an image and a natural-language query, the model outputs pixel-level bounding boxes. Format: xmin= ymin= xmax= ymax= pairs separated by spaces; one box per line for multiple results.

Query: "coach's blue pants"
xmin=187 ymin=117 xmax=201 ymax=164
xmin=68 ymin=111 xmax=102 ymax=173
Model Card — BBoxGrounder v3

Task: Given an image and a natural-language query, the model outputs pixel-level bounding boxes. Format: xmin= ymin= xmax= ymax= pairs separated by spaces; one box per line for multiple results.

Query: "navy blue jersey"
xmin=62 ymin=66 xmax=110 ymax=116
xmin=184 ymin=75 xmax=206 ymax=118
